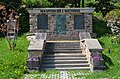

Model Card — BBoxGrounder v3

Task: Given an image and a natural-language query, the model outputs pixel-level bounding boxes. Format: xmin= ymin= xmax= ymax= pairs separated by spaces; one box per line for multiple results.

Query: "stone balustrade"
xmin=27 ymin=33 xmax=47 ymax=70
xmin=79 ymin=32 xmax=105 ymax=72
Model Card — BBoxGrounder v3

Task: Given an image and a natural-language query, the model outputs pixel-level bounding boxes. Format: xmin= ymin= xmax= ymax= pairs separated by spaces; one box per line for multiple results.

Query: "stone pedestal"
xmin=27 ymin=37 xmax=46 ymax=70
xmin=27 ymin=57 xmax=40 ymax=70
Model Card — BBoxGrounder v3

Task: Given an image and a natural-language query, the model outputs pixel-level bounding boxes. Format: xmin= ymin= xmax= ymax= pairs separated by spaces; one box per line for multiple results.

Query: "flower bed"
xmin=92 ymin=54 xmax=104 ymax=67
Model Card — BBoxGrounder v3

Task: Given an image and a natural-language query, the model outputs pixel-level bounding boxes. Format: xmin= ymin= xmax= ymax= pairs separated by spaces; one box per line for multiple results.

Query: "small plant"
xmin=28 ymin=57 xmax=39 ymax=61
xmin=92 ymin=54 xmax=103 ymax=60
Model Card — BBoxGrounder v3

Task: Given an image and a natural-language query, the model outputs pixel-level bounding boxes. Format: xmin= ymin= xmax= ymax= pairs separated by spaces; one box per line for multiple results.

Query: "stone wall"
xmin=84 ymin=13 xmax=92 ymax=33
xmin=28 ymin=8 xmax=94 ymax=40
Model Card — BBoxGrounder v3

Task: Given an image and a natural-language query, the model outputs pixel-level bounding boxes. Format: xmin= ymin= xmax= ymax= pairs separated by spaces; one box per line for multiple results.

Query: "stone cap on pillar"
xmin=83 ymin=39 xmax=103 ymax=51
xmin=28 ymin=39 xmax=44 ymax=51
xmin=79 ymin=32 xmax=91 ymax=40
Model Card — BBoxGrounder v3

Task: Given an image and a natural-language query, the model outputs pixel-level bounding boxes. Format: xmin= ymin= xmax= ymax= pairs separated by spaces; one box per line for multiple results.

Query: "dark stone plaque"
xmin=37 ymin=15 xmax=48 ymax=29
xmin=56 ymin=15 xmax=66 ymax=34
xmin=74 ymin=15 xmax=84 ymax=29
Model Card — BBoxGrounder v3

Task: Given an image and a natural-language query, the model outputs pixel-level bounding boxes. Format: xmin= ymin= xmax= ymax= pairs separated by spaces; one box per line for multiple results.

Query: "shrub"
xmin=105 ymin=9 xmax=120 ymax=35
xmin=18 ymin=7 xmax=29 ymax=33
xmin=93 ymin=12 xmax=112 ymax=37
xmin=21 ymin=0 xmax=52 ymax=8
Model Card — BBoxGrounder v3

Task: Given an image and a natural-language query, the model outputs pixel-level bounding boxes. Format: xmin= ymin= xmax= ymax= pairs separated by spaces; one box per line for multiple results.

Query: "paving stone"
xmin=23 ymin=70 xmax=91 ymax=79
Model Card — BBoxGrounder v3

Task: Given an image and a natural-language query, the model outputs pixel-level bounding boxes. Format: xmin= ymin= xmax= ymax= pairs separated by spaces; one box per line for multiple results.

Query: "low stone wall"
xmin=26 ymin=33 xmax=47 ymax=70
xmin=80 ymin=33 xmax=105 ymax=71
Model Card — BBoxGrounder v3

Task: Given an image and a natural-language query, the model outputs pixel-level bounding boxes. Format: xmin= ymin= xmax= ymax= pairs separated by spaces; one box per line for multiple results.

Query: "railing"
xmin=27 ymin=33 xmax=47 ymax=70
xmin=80 ymin=41 xmax=93 ymax=72
xmin=80 ymin=40 xmax=104 ymax=72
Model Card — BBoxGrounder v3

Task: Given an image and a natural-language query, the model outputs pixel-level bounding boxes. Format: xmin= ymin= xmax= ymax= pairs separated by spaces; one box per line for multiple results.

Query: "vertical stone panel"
xmin=37 ymin=15 xmax=48 ymax=29
xmin=74 ymin=14 xmax=84 ymax=29
xmin=84 ymin=14 xmax=92 ymax=33
xmin=56 ymin=15 xmax=66 ymax=34
xmin=48 ymin=15 xmax=56 ymax=34
xmin=29 ymin=13 xmax=37 ymax=33
xmin=66 ymin=15 xmax=74 ymax=34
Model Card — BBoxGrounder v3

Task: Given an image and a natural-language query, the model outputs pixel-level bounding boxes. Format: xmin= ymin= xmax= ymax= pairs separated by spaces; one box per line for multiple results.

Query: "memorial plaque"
xmin=37 ymin=15 xmax=48 ymax=29
xmin=56 ymin=15 xmax=66 ymax=34
xmin=74 ymin=15 xmax=84 ymax=29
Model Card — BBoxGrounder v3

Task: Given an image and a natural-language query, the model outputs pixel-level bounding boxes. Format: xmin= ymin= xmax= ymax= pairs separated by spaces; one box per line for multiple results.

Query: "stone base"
xmin=26 ymin=57 xmax=40 ymax=69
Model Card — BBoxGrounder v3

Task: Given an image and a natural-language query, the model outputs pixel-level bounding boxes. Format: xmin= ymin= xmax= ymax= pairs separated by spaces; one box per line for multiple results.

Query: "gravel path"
xmin=23 ymin=70 xmax=91 ymax=79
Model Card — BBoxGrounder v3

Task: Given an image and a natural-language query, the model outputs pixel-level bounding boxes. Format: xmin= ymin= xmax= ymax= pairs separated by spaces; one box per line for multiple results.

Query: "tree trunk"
xmin=82 ymin=0 xmax=84 ymax=8
xmin=75 ymin=0 xmax=80 ymax=7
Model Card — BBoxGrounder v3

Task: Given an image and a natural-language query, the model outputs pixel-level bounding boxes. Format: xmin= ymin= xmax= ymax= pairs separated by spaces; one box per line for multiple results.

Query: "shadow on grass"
xmin=102 ymin=53 xmax=114 ymax=70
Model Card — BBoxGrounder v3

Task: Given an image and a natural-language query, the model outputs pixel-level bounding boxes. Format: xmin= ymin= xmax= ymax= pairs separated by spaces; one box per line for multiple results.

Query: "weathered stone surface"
xmin=35 ymin=33 xmax=47 ymax=40
xmin=29 ymin=51 xmax=43 ymax=57
xmin=28 ymin=39 xmax=44 ymax=51
xmin=79 ymin=32 xmax=91 ymax=40
xmin=27 ymin=8 xmax=94 ymax=40
xmin=83 ymin=39 xmax=103 ymax=50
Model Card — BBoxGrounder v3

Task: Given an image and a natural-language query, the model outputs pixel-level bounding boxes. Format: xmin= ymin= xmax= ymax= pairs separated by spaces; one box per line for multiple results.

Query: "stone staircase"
xmin=40 ymin=41 xmax=90 ymax=70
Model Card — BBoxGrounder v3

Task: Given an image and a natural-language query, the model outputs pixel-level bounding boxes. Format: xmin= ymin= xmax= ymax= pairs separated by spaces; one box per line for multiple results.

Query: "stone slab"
xmin=35 ymin=33 xmax=47 ymax=40
xmin=28 ymin=39 xmax=44 ymax=51
xmin=79 ymin=32 xmax=91 ymax=40
xmin=84 ymin=39 xmax=103 ymax=50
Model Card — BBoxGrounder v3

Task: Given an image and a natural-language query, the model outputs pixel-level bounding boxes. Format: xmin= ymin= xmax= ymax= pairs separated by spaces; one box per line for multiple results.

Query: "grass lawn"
xmin=0 ymin=33 xmax=29 ymax=79
xmin=0 ymin=34 xmax=120 ymax=79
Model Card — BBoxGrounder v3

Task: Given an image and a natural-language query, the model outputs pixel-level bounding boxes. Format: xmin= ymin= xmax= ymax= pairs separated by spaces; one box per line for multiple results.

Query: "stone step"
xmin=41 ymin=63 xmax=89 ymax=67
xmin=40 ymin=67 xmax=90 ymax=70
xmin=46 ymin=47 xmax=81 ymax=50
xmin=42 ymin=60 xmax=88 ymax=64
xmin=44 ymin=53 xmax=86 ymax=57
xmin=46 ymin=42 xmax=80 ymax=44
xmin=46 ymin=43 xmax=80 ymax=47
xmin=46 ymin=49 xmax=82 ymax=53
xmin=42 ymin=57 xmax=87 ymax=60
xmin=46 ymin=44 xmax=80 ymax=47
xmin=46 ymin=46 xmax=80 ymax=49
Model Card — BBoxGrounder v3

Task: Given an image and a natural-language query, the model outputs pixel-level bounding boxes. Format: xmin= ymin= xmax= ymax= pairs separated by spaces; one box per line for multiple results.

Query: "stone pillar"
xmin=48 ymin=15 xmax=56 ymax=34
xmin=84 ymin=13 xmax=92 ymax=33
xmin=29 ymin=13 xmax=37 ymax=33
xmin=66 ymin=15 xmax=74 ymax=34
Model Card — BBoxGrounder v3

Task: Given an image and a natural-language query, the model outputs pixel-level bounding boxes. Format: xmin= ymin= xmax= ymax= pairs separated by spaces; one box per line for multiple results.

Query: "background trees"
xmin=21 ymin=0 xmax=52 ymax=8
xmin=0 ymin=0 xmax=21 ymax=8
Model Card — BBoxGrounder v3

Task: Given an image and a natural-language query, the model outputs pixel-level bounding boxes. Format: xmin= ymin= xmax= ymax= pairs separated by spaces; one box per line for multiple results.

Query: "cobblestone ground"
xmin=23 ymin=70 xmax=91 ymax=79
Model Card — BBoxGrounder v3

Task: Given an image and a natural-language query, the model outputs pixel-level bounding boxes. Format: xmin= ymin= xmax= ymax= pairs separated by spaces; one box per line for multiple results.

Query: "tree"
xmin=105 ymin=9 xmax=120 ymax=35
xmin=86 ymin=0 xmax=118 ymax=16
xmin=0 ymin=0 xmax=21 ymax=8
xmin=48 ymin=0 xmax=82 ymax=7
xmin=21 ymin=0 xmax=52 ymax=8
xmin=18 ymin=7 xmax=29 ymax=32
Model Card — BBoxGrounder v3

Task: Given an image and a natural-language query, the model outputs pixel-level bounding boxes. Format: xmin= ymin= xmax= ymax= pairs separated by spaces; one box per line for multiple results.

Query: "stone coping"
xmin=83 ymin=39 xmax=103 ymax=50
xmin=35 ymin=33 xmax=47 ymax=40
xmin=79 ymin=32 xmax=91 ymax=40
xmin=27 ymin=8 xmax=95 ymax=13
xmin=28 ymin=39 xmax=44 ymax=51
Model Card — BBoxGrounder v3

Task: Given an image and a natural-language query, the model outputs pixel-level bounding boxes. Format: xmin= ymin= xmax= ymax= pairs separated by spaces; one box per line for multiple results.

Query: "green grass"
xmin=0 ymin=33 xmax=29 ymax=79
